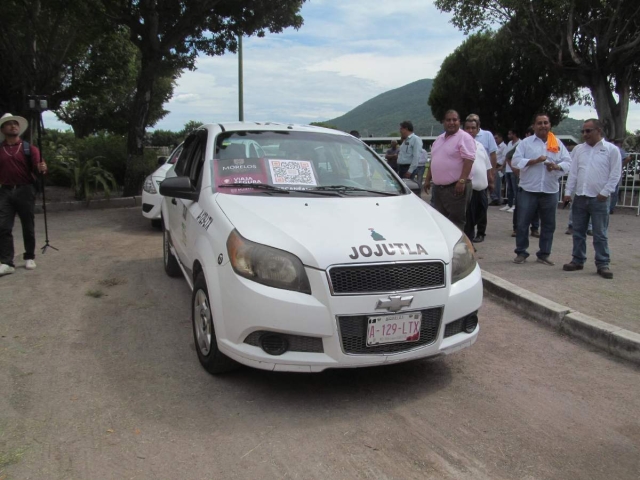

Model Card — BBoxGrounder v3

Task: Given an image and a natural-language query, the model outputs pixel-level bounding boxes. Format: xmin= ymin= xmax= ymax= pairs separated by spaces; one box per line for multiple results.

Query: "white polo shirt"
xmin=565 ymin=139 xmax=621 ymax=198
xmin=470 ymin=141 xmax=492 ymax=191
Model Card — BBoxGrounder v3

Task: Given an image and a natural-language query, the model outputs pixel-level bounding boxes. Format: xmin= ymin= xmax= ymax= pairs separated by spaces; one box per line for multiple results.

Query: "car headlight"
xmin=451 ymin=235 xmax=477 ymax=284
xmin=226 ymin=230 xmax=312 ymax=294
xmin=143 ymin=175 xmax=157 ymax=194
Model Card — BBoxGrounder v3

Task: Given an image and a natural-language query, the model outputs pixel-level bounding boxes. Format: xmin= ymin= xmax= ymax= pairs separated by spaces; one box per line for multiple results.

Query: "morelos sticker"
xmin=196 ymin=210 xmax=213 ymax=230
xmin=215 ymin=157 xmax=268 ymax=194
xmin=349 ymin=243 xmax=428 ymax=259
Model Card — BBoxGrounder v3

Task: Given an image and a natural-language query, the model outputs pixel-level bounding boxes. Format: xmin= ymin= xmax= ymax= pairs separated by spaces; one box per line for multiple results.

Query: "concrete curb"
xmin=35 ymin=196 xmax=142 ymax=214
xmin=482 ymin=270 xmax=640 ymax=365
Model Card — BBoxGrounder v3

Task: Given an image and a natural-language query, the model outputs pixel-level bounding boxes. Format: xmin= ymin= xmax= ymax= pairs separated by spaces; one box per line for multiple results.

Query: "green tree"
xmin=56 ymin=29 xmax=176 ymax=138
xmin=434 ymin=0 xmax=640 ymax=140
xmin=180 ymin=120 xmax=205 ymax=138
xmin=99 ymin=0 xmax=306 ymax=195
xmin=0 ymin=0 xmax=107 ymax=115
xmin=428 ymin=28 xmax=579 ymax=136
xmin=149 ymin=129 xmax=181 ymax=147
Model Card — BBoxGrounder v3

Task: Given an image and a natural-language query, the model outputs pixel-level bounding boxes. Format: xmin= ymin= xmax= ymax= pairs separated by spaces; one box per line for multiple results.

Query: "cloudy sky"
xmin=44 ymin=0 xmax=640 ymax=133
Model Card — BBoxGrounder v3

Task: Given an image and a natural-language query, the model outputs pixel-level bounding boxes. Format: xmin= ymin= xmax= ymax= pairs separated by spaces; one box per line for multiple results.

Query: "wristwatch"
xmin=458 ymin=179 xmax=467 ymax=184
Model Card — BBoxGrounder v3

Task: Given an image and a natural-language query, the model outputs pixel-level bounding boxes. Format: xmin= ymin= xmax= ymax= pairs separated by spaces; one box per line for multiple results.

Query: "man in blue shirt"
xmin=397 ymin=121 xmax=423 ymax=179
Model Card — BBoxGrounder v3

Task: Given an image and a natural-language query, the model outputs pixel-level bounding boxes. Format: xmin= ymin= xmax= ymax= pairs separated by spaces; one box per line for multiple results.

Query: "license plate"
xmin=366 ymin=312 xmax=422 ymax=346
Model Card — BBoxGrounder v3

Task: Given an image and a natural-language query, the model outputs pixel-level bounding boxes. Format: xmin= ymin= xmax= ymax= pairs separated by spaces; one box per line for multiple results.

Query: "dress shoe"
xmin=562 ymin=262 xmax=583 ymax=271
xmin=597 ymin=267 xmax=613 ymax=279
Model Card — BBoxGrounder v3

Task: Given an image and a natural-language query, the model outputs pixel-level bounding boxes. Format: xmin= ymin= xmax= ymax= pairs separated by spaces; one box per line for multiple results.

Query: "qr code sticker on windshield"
xmin=268 ymin=160 xmax=317 ymax=186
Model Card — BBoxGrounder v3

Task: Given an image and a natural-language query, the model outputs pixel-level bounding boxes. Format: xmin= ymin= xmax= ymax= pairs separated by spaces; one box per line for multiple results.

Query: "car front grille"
xmin=337 ymin=307 xmax=442 ymax=355
xmin=244 ymin=331 xmax=324 ymax=353
xmin=444 ymin=318 xmax=464 ymax=338
xmin=328 ymin=262 xmax=445 ymax=295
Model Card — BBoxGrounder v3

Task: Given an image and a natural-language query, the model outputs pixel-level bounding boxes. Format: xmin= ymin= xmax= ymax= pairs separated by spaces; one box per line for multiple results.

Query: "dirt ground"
xmin=1 ymin=208 xmax=639 ymax=479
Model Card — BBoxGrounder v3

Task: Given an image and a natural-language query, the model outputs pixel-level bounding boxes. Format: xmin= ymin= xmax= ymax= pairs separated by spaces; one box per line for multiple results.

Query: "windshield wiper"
xmin=308 ymin=185 xmax=400 ymax=196
xmin=218 ymin=183 xmax=290 ymax=194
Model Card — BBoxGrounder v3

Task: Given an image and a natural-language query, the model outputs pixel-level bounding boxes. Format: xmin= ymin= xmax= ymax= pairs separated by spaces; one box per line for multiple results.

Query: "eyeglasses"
xmin=581 ymin=128 xmax=595 ymax=134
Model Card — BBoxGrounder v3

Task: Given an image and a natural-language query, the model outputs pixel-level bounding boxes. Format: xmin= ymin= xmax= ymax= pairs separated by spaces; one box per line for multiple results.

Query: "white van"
xmin=160 ymin=122 xmax=482 ymax=374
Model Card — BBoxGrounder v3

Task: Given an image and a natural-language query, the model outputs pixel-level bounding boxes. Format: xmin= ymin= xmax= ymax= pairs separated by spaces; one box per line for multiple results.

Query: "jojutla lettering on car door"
xmin=196 ymin=210 xmax=213 ymax=231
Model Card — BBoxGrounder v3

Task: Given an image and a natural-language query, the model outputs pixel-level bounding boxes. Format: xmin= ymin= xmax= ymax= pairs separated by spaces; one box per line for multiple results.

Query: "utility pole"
xmin=238 ymin=35 xmax=244 ymax=121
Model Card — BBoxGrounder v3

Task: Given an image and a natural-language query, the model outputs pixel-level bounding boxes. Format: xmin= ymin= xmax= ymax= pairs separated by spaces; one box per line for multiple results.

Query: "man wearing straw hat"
xmin=0 ymin=113 xmax=48 ymax=276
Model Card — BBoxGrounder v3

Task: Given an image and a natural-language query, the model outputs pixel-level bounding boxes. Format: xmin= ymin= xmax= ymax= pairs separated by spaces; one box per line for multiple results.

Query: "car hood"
xmin=152 ymin=163 xmax=173 ymax=179
xmin=215 ymin=193 xmax=461 ymax=270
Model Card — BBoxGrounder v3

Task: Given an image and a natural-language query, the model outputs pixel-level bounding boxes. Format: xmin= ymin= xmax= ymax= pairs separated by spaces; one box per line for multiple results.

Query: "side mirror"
xmin=157 ymin=156 xmax=167 ymax=166
xmin=159 ymin=176 xmax=199 ymax=201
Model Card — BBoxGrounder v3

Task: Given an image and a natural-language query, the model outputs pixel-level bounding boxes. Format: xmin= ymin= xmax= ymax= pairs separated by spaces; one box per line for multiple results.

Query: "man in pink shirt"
xmin=424 ymin=110 xmax=476 ymax=231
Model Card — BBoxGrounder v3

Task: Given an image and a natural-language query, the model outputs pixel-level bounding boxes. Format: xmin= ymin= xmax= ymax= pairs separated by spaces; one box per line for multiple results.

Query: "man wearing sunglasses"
xmin=562 ymin=119 xmax=621 ymax=279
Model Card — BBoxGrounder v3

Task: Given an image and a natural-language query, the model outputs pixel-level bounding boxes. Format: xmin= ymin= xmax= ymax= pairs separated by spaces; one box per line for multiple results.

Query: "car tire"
xmin=192 ymin=273 xmax=239 ymax=374
xmin=163 ymin=223 xmax=182 ymax=278
xmin=151 ymin=219 xmax=162 ymax=229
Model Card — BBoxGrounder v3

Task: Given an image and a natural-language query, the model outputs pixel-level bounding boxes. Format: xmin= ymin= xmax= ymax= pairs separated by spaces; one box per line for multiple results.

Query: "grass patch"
xmin=0 ymin=447 xmax=27 ymax=468
xmin=85 ymin=289 xmax=105 ymax=298
xmin=99 ymin=277 xmax=127 ymax=287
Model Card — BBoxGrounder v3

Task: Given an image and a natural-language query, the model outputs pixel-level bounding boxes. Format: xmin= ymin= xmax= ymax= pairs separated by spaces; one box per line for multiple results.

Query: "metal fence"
xmin=557 ymin=153 xmax=640 ymax=215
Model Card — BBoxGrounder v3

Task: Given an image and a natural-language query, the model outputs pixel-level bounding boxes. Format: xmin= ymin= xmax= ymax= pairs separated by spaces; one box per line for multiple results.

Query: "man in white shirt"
xmin=512 ymin=113 xmax=571 ymax=265
xmin=491 ymin=132 xmax=507 ymax=205
xmin=463 ymin=119 xmax=494 ymax=243
xmin=562 ymin=119 xmax=621 ymax=279
xmin=501 ymin=129 xmax=520 ymax=212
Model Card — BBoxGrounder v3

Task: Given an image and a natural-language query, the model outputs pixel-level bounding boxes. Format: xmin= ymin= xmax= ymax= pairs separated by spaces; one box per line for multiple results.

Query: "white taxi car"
xmin=160 ymin=122 xmax=482 ymax=374
xmin=142 ymin=143 xmax=184 ymax=228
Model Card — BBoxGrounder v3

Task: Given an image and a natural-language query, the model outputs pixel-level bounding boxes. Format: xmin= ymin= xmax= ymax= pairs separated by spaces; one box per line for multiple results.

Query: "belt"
xmin=434 ymin=181 xmax=466 ymax=188
xmin=0 ymin=184 xmax=29 ymax=190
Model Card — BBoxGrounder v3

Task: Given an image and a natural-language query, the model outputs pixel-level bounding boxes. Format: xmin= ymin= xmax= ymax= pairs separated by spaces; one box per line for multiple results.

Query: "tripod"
xmin=33 ymin=111 xmax=58 ymax=254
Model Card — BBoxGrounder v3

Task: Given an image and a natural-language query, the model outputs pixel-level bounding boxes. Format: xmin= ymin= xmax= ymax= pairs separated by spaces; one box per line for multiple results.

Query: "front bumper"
xmin=213 ymin=263 xmax=483 ymax=372
xmin=141 ymin=189 xmax=162 ymax=220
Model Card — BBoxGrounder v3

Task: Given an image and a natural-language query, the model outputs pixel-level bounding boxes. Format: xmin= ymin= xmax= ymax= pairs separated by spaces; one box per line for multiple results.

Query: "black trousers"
xmin=432 ymin=182 xmax=473 ymax=231
xmin=0 ymin=185 xmax=37 ymax=266
xmin=465 ymin=188 xmax=488 ymax=239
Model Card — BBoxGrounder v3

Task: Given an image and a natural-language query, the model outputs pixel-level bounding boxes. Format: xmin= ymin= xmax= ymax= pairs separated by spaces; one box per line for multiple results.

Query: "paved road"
xmin=470 ymin=202 xmax=640 ymax=334
xmin=1 ymin=208 xmax=639 ymax=479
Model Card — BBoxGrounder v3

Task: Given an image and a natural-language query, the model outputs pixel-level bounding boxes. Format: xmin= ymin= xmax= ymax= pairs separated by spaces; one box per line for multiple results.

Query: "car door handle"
xmin=171 ymin=198 xmax=177 ymax=205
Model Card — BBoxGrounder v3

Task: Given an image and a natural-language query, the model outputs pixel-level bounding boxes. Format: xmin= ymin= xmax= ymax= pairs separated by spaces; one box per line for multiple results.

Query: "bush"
xmin=51 ymin=156 xmax=118 ymax=202
xmin=73 ymin=132 xmax=128 ymax=185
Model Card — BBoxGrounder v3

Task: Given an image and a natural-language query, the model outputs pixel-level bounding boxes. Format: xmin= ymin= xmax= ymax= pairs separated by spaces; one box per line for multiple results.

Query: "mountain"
xmin=322 ymin=78 xmax=582 ymax=138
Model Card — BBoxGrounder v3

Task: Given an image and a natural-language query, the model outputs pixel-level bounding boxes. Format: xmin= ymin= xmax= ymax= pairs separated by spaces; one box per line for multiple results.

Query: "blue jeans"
xmin=504 ymin=172 xmax=517 ymax=207
xmin=568 ymin=196 xmax=592 ymax=230
xmin=515 ymin=190 xmax=557 ymax=259
xmin=491 ymin=173 xmax=502 ymax=202
xmin=571 ymin=195 xmax=610 ymax=268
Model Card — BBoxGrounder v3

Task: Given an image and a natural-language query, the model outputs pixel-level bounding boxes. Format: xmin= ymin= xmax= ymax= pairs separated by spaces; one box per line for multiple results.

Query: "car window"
xmin=168 ymin=144 xmax=184 ymax=165
xmin=188 ymin=130 xmax=208 ymax=186
xmin=174 ymin=135 xmax=197 ymax=177
xmin=212 ymin=131 xmax=405 ymax=196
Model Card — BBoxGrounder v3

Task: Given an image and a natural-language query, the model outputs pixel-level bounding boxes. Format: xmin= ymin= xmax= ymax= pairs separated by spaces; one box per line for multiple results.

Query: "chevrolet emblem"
xmin=375 ymin=295 xmax=414 ymax=312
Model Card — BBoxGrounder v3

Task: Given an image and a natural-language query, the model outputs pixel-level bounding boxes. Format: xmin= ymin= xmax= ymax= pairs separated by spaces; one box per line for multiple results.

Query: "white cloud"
xmin=43 ymin=0 xmax=640 ymax=134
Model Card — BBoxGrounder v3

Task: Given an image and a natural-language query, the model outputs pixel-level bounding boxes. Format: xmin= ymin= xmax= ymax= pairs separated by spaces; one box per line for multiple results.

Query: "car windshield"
xmin=212 ymin=130 xmax=406 ymax=196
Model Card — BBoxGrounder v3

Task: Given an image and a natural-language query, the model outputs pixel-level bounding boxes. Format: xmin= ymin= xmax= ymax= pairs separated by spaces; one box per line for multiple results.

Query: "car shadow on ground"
xmin=79 ymin=256 xmax=453 ymax=433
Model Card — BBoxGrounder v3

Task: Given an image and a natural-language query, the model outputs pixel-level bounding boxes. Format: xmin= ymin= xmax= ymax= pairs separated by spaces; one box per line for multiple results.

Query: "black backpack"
xmin=22 ymin=141 xmax=42 ymax=191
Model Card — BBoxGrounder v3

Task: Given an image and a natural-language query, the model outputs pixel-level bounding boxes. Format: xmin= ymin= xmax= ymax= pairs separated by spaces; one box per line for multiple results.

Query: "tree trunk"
xmin=122 ymin=61 xmax=156 ymax=196
xmin=586 ymin=71 xmax=629 ymax=141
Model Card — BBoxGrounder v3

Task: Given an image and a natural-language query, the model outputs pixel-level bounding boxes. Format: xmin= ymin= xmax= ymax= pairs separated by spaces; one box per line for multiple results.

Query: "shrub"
xmin=51 ymin=156 xmax=118 ymax=202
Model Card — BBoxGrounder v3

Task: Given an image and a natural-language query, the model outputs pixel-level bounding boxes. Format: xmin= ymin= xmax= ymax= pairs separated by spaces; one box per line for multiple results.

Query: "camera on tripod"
xmin=26 ymin=95 xmax=49 ymax=112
